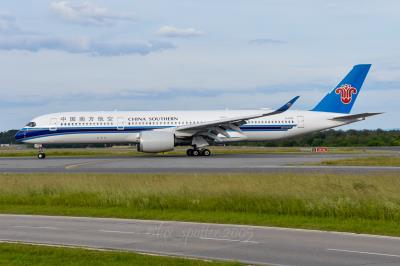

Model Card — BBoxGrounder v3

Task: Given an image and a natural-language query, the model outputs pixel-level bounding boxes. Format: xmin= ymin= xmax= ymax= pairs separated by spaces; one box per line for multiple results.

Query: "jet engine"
xmin=137 ymin=131 xmax=175 ymax=153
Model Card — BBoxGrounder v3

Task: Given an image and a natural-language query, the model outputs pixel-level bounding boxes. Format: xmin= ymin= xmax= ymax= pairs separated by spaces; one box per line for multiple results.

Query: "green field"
xmin=319 ymin=156 xmax=400 ymax=166
xmin=0 ymin=146 xmax=386 ymax=157
xmin=0 ymin=242 xmax=239 ymax=266
xmin=1 ymin=172 xmax=400 ymax=236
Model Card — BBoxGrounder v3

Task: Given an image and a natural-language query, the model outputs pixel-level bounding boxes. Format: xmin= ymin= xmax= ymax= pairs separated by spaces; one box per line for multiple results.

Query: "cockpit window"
xmin=25 ymin=122 xmax=36 ymax=127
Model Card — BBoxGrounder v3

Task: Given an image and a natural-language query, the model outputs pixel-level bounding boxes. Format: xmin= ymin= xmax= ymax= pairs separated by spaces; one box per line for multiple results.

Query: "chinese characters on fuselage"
xmin=60 ymin=116 xmax=116 ymax=122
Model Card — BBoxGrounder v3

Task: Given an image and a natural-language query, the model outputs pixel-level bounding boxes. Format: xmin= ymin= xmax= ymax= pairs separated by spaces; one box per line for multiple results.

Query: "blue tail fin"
xmin=311 ymin=64 xmax=371 ymax=114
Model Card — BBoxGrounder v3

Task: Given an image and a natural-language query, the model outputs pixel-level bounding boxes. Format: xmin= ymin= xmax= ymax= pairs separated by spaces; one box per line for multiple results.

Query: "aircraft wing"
xmin=175 ymin=96 xmax=299 ymax=141
xmin=331 ymin=112 xmax=383 ymax=121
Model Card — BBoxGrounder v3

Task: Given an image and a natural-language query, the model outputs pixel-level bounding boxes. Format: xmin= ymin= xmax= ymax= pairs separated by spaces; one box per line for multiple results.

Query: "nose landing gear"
xmin=36 ymin=145 xmax=46 ymax=159
xmin=186 ymin=148 xmax=211 ymax=157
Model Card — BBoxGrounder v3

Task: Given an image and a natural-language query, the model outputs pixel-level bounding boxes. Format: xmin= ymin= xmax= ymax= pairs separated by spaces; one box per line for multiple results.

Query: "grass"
xmin=0 ymin=242 xmax=240 ymax=266
xmin=319 ymin=156 xmax=400 ymax=166
xmin=0 ymin=172 xmax=400 ymax=236
xmin=0 ymin=146 xmax=387 ymax=157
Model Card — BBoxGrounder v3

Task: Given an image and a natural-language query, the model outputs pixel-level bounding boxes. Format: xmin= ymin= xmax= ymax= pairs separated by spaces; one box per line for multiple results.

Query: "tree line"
xmin=1 ymin=129 xmax=399 ymax=147
xmin=229 ymin=129 xmax=400 ymax=147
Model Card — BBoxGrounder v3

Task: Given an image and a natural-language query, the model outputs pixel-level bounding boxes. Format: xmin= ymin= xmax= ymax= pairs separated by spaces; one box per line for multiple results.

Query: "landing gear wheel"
xmin=186 ymin=149 xmax=194 ymax=156
xmin=187 ymin=148 xmax=210 ymax=157
xmin=36 ymin=145 xmax=46 ymax=159
xmin=201 ymin=149 xmax=211 ymax=156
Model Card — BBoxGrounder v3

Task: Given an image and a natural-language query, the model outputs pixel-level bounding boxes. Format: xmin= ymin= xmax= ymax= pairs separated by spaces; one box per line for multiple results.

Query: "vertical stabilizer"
xmin=311 ymin=64 xmax=371 ymax=114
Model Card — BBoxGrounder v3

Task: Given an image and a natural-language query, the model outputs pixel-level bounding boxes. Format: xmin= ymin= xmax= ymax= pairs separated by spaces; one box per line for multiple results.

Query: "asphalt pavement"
xmin=1 ymin=214 xmax=400 ymax=266
xmin=1 ymin=153 xmax=399 ymax=173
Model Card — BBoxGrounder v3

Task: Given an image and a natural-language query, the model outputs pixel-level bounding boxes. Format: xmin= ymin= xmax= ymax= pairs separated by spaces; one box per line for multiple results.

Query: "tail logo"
xmin=335 ymin=84 xmax=357 ymax=104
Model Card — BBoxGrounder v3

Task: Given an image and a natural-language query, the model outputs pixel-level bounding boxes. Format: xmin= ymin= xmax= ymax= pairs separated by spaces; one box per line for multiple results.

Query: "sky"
xmin=1 ymin=0 xmax=399 ymax=131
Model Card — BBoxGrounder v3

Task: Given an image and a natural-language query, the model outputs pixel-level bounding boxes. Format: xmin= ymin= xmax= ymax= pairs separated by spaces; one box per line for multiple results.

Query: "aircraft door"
xmin=117 ymin=117 xmax=125 ymax=130
xmin=49 ymin=118 xmax=58 ymax=131
xmin=297 ymin=116 xmax=304 ymax=128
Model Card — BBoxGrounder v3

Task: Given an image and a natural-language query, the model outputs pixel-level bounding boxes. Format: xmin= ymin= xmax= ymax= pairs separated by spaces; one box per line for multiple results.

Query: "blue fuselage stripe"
xmin=15 ymin=125 xmax=296 ymax=141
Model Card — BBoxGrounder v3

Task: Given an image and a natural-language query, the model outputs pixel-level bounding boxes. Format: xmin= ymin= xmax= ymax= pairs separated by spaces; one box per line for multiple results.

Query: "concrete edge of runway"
xmin=0 ymin=239 xmax=271 ymax=266
xmin=0 ymin=239 xmax=228 ymax=264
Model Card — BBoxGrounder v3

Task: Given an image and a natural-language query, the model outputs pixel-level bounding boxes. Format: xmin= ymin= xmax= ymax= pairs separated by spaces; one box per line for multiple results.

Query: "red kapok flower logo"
xmin=335 ymin=84 xmax=357 ymax=104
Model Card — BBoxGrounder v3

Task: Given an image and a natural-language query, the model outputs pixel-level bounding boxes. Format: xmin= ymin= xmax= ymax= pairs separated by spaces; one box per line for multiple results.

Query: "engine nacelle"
xmin=137 ymin=131 xmax=175 ymax=153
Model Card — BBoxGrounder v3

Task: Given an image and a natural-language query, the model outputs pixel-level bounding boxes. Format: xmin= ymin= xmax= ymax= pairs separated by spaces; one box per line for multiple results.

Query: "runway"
xmin=1 ymin=214 xmax=400 ymax=266
xmin=1 ymin=153 xmax=399 ymax=173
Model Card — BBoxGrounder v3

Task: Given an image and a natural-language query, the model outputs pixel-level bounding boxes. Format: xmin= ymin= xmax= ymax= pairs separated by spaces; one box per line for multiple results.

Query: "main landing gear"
xmin=186 ymin=148 xmax=211 ymax=157
xmin=36 ymin=145 xmax=46 ymax=159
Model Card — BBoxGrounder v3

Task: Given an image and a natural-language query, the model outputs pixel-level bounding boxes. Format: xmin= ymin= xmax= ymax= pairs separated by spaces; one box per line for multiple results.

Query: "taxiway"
xmin=1 ymin=153 xmax=400 ymax=173
xmin=1 ymin=214 xmax=400 ymax=266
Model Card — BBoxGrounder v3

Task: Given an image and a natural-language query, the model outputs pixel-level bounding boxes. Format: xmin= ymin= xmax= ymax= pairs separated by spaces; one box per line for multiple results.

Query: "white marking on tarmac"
xmin=99 ymin=230 xmax=258 ymax=244
xmin=327 ymin=248 xmax=400 ymax=258
xmin=99 ymin=230 xmax=137 ymax=234
xmin=199 ymin=236 xmax=259 ymax=244
xmin=99 ymin=229 xmax=160 ymax=236
xmin=12 ymin=225 xmax=59 ymax=230
xmin=65 ymin=161 xmax=97 ymax=170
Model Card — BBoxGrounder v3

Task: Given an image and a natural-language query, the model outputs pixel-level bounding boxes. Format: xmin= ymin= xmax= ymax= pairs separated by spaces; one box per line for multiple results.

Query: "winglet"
xmin=262 ymin=96 xmax=299 ymax=116
xmin=276 ymin=96 xmax=300 ymax=112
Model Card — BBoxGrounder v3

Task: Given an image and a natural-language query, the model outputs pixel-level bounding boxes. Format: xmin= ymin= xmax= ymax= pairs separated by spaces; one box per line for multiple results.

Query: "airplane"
xmin=15 ymin=64 xmax=381 ymax=159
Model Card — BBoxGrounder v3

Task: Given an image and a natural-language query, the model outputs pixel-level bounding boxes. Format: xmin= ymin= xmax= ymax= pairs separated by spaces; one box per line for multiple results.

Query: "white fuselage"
xmin=16 ymin=109 xmax=351 ymax=145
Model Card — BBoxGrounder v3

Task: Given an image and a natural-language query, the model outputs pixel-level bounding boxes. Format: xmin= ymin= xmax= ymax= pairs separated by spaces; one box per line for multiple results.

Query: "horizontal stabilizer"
xmin=331 ymin=112 xmax=383 ymax=121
